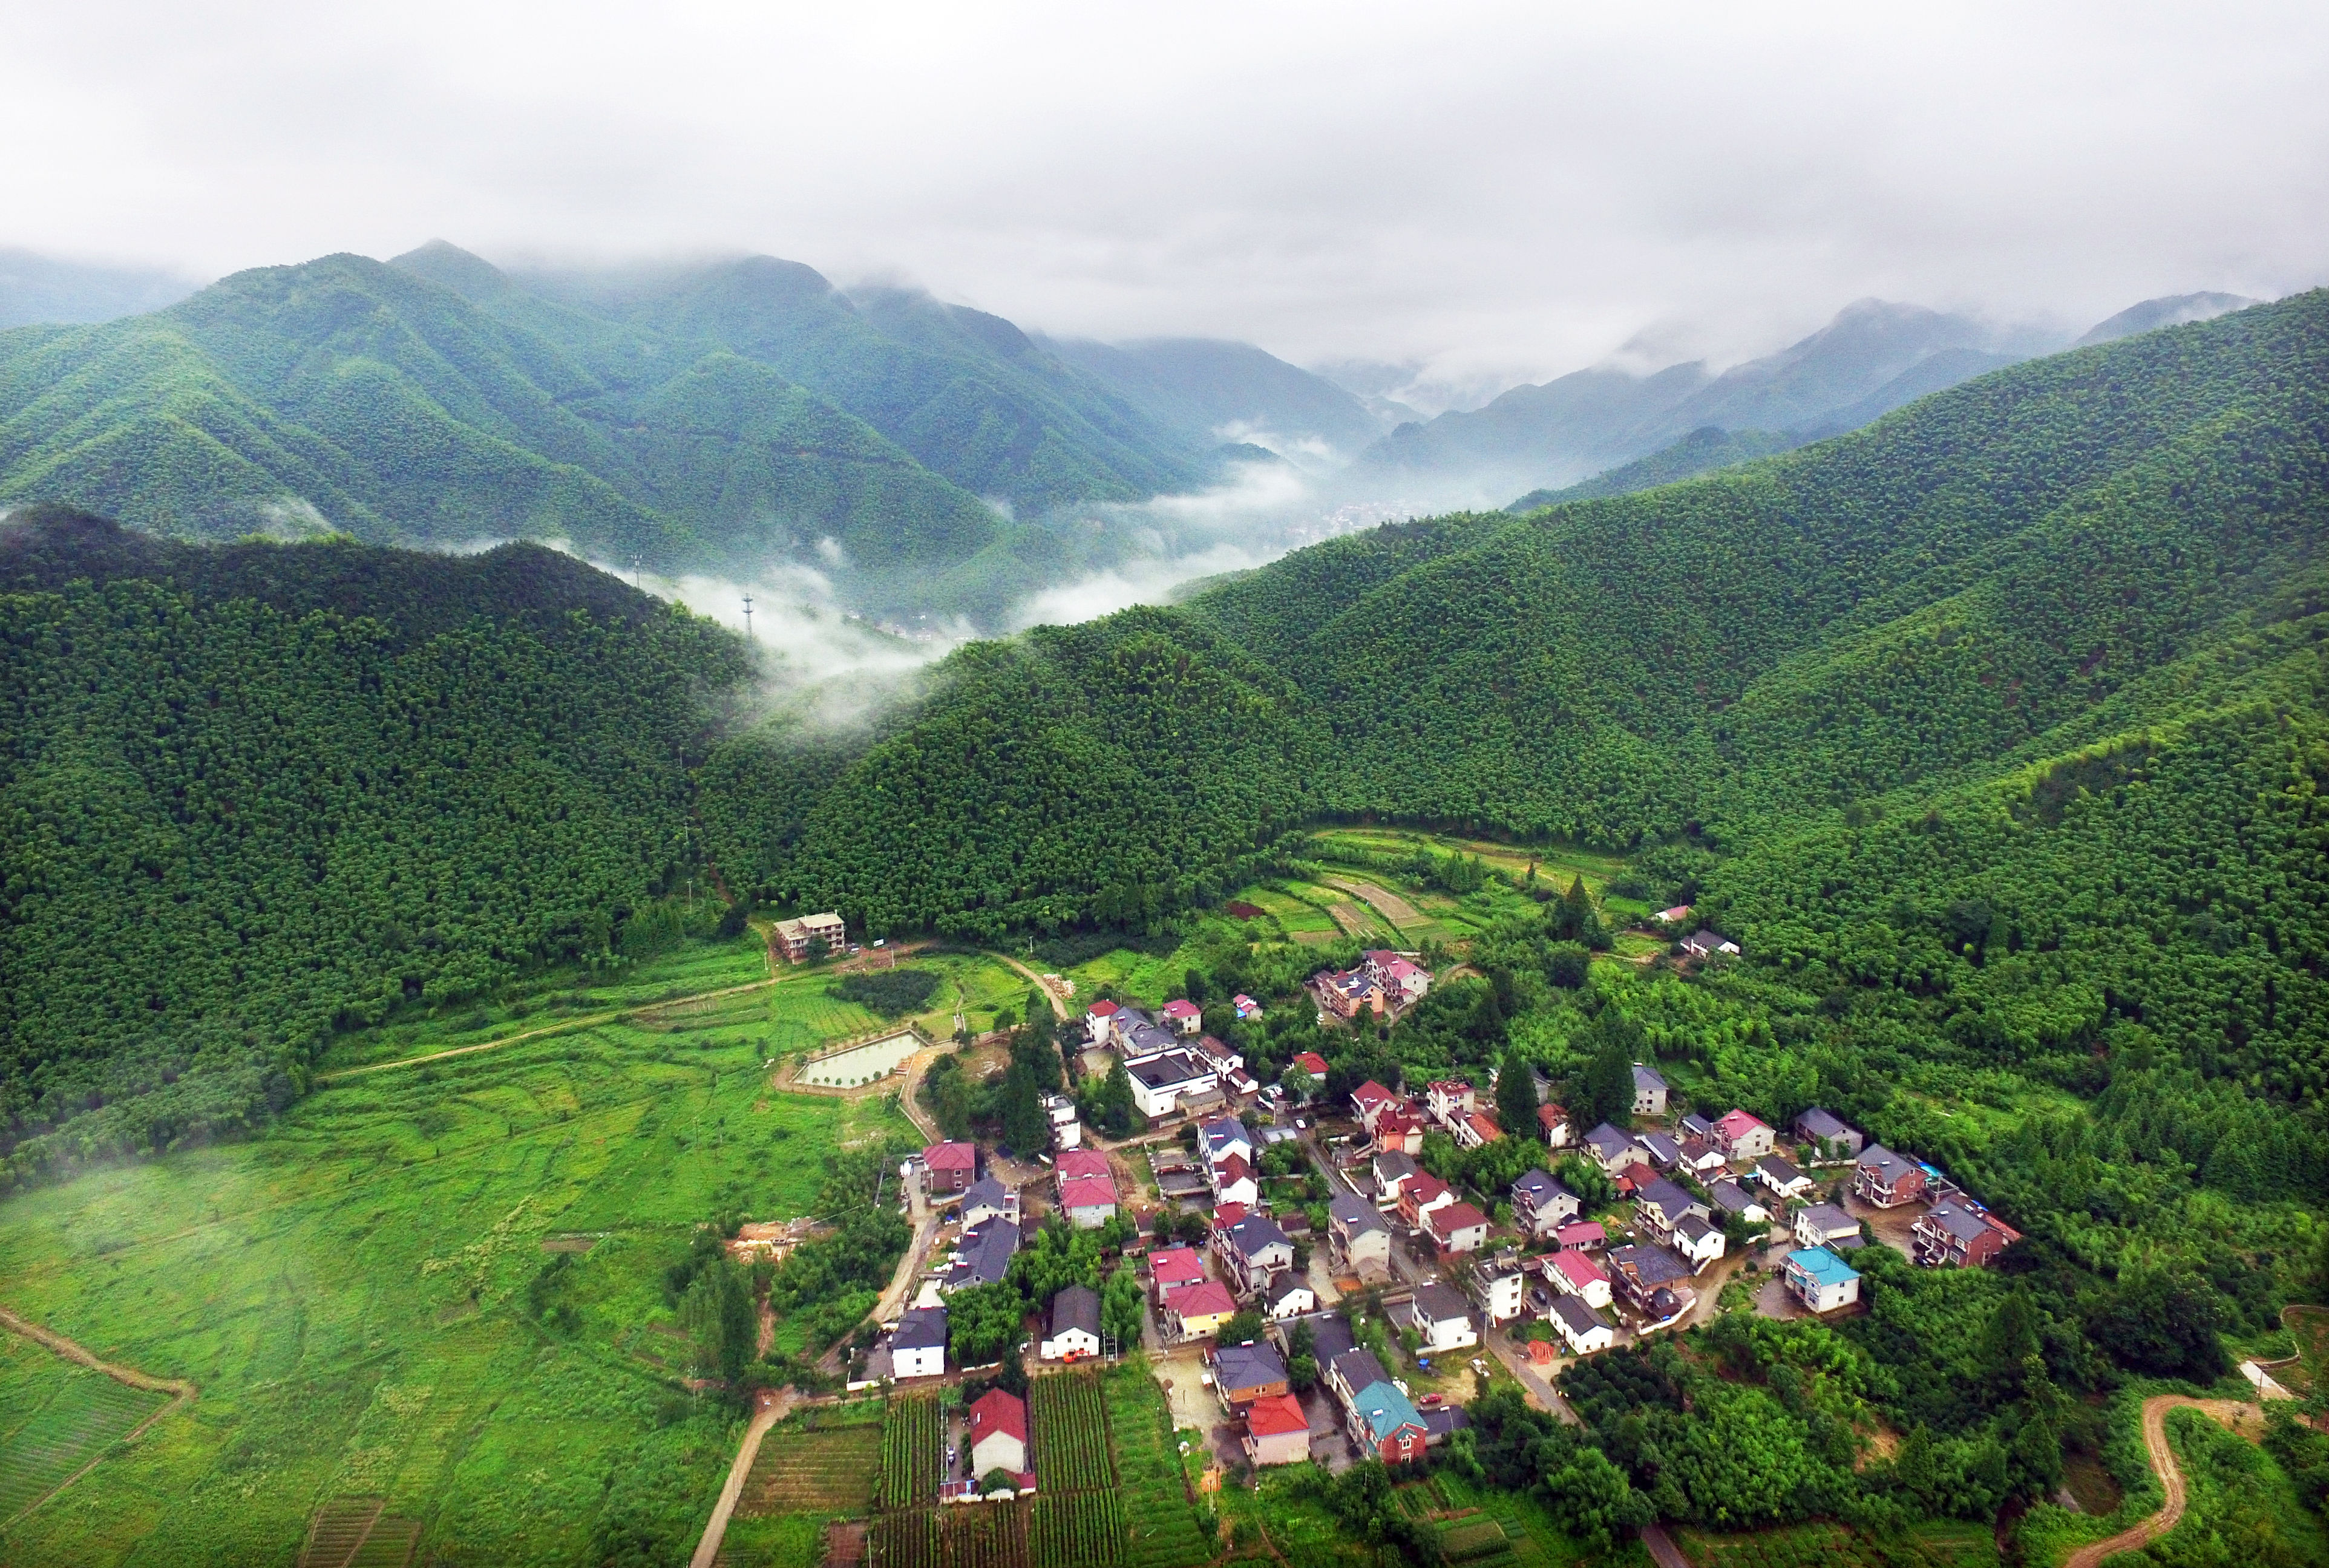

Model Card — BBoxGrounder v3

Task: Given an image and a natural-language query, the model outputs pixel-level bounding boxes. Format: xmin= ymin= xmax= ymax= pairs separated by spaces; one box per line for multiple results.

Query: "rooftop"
xmin=1246 ymin=1392 xmax=1308 ymax=1437
xmin=1787 ymin=1247 xmax=1861 ymax=1287
xmin=894 ymin=1307 xmax=948 ymax=1349
xmin=1213 ymin=1339 xmax=1289 ymax=1391
xmin=924 ymin=1141 xmax=978 ymax=1172
xmin=1352 ymin=1379 xmax=1426 ymax=1442
xmin=1550 ymin=1293 xmax=1607 ymax=1337
xmin=1049 ymin=1284 xmax=1101 ymax=1337
xmin=1412 ymin=1282 xmax=1471 ymax=1323
xmin=969 ymin=1388 xmax=1027 ymax=1443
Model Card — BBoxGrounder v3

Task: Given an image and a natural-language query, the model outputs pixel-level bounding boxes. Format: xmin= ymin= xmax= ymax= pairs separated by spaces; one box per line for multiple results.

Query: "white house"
xmin=968 ymin=1389 xmax=1028 ymax=1478
xmin=1793 ymin=1203 xmax=1864 ymax=1250
xmin=1261 ymin=1273 xmax=1316 ymax=1322
xmin=1672 ymin=1214 xmax=1728 ymax=1270
xmin=1041 ymin=1285 xmax=1102 ymax=1361
xmin=1405 ymin=1283 xmax=1478 ymax=1352
xmin=1754 ymin=1155 xmax=1816 ymax=1201
xmin=892 ymin=1308 xmax=947 ymax=1379
xmin=1328 ymin=1194 xmax=1392 ymax=1275
xmin=1469 ymin=1254 xmax=1531 ymax=1326
xmin=1545 ymin=1248 xmax=1614 ymax=1310
xmin=1510 ymin=1169 xmax=1582 ymax=1238
xmin=1363 ymin=950 xmax=1432 ymax=1007
xmin=1784 ymin=1247 xmax=1862 ymax=1313
xmin=1631 ymin=1064 xmax=1669 ymax=1117
xmin=1713 ymin=1109 xmax=1777 ymax=1161
xmin=1549 ymin=1293 xmax=1616 ymax=1356
xmin=1160 ymin=999 xmax=1205 ymax=1036
xmin=1125 ymin=1051 xmax=1219 ymax=1119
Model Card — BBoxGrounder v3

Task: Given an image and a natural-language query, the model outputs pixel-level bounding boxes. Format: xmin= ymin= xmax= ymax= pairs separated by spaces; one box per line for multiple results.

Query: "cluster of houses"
xmin=1143 ymin=1115 xmax=1320 ymax=1337
xmin=1082 ymin=999 xmax=1262 ymax=1122
xmin=1309 ymin=950 xmax=1433 ymax=1021
xmin=1207 ymin=1308 xmax=1470 ymax=1469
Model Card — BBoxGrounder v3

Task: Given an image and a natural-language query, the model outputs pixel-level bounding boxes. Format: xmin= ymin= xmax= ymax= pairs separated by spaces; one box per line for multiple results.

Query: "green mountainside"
xmin=0 ymin=244 xmax=1213 ymax=618
xmin=0 ymin=508 xmax=752 ymax=1186
xmin=718 ymin=292 xmax=2329 ymax=1120
xmin=1506 ymin=425 xmax=1801 ymax=511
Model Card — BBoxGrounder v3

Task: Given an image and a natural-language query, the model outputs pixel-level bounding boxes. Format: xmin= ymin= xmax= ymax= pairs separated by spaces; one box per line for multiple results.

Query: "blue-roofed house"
xmin=1783 ymin=1247 xmax=1862 ymax=1313
xmin=1345 ymin=1379 xmax=1429 ymax=1464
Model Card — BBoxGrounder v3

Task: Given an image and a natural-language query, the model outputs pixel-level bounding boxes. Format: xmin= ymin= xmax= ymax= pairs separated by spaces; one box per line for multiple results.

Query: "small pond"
xmin=799 ymin=1030 xmax=920 ymax=1087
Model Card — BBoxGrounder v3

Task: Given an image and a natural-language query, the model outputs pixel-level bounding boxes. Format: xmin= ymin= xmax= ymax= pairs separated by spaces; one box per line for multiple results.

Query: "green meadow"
xmin=0 ymin=934 xmax=931 ymax=1567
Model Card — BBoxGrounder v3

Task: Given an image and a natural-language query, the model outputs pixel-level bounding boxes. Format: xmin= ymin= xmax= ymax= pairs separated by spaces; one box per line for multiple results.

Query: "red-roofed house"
xmin=1289 ymin=1051 xmax=1330 ymax=1080
xmin=1547 ymin=1248 xmax=1614 ymax=1308
xmin=1055 ymin=1149 xmax=1112 ymax=1183
xmin=1398 ymin=1173 xmax=1456 ymax=1228
xmin=1161 ymin=999 xmax=1204 ymax=1036
xmin=923 ymin=1141 xmax=978 ymax=1195
xmin=1149 ymin=1245 xmax=1207 ymax=1298
xmin=1083 ymin=999 xmax=1121 ymax=1045
xmin=1363 ymin=951 xmax=1433 ymax=1007
xmin=1164 ymin=1279 xmax=1239 ymax=1339
xmin=1714 ymin=1109 xmax=1777 ymax=1161
xmin=1210 ymin=1201 xmax=1250 ymax=1232
xmin=1211 ymin=1152 xmax=1259 ymax=1207
xmin=1539 ymin=1103 xmax=1573 ymax=1148
xmin=1243 ymin=1393 xmax=1311 ymax=1467
xmin=1059 ymin=1176 xmax=1119 ymax=1228
xmin=1424 ymin=1201 xmax=1490 ymax=1255
xmin=1458 ymin=1111 xmax=1504 ymax=1149
xmin=1351 ymin=1080 xmax=1400 ymax=1133
xmin=1372 ymin=1106 xmax=1427 ymax=1155
xmin=1555 ymin=1220 xmax=1608 ymax=1252
xmin=969 ymin=1388 xmax=1029 ymax=1478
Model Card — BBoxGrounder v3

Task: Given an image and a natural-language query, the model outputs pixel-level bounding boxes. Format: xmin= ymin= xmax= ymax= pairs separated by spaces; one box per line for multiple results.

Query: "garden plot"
xmin=0 ymin=1362 xmax=165 ymax=1523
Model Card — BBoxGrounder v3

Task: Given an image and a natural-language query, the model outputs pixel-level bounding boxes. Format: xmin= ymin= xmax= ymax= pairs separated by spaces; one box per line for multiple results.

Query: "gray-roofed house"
xmin=1510 ymin=1169 xmax=1582 ymax=1237
xmin=1607 ymin=1244 xmax=1696 ymax=1323
xmin=961 ymin=1175 xmax=1017 ymax=1230
xmin=1636 ymin=1130 xmax=1683 ymax=1170
xmin=1634 ymin=1177 xmax=1711 ymax=1240
xmin=1211 ymin=1339 xmax=1291 ymax=1408
xmin=1584 ymin=1123 xmax=1648 ymax=1174
xmin=1041 ymin=1284 xmax=1102 ymax=1361
xmin=1218 ymin=1214 xmax=1296 ymax=1295
xmin=1631 ymin=1064 xmax=1669 ymax=1117
xmin=1327 ymin=1347 xmax=1389 ymax=1406
xmin=1672 ymin=1213 xmax=1726 ymax=1269
xmin=1679 ymin=929 xmax=1740 ymax=961
xmin=1548 ymin=1293 xmax=1616 ymax=1355
xmin=1420 ymin=1405 xmax=1472 ymax=1446
xmin=1371 ymin=1149 xmax=1420 ymax=1204
xmin=1793 ymin=1202 xmax=1864 ymax=1250
xmin=1855 ymin=1144 xmax=1927 ymax=1208
xmin=1754 ymin=1154 xmax=1815 ymax=1200
xmin=1793 ymin=1107 xmax=1865 ymax=1158
xmin=1328 ymin=1193 xmax=1392 ymax=1275
xmin=1678 ymin=1112 xmax=1715 ymax=1142
xmin=1706 ymin=1178 xmax=1769 ymax=1226
xmin=1404 ymin=1282 xmax=1478 ymax=1353
xmin=893 ymin=1307 xmax=948 ymax=1379
xmin=942 ymin=1218 xmax=1020 ymax=1293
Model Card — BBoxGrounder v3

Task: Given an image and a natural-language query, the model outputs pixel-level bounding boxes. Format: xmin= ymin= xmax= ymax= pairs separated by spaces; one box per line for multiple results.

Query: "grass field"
xmin=0 ymin=933 xmax=919 ymax=1568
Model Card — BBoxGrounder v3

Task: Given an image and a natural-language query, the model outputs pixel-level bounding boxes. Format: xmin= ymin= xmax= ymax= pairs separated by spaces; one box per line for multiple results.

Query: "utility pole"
xmin=741 ymin=593 xmax=755 ymax=641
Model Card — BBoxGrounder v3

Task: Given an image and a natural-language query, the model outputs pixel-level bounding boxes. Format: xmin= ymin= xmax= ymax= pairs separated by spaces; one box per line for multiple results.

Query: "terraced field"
xmin=738 ymin=1410 xmax=883 ymax=1515
xmin=0 ymin=1360 xmax=166 ymax=1523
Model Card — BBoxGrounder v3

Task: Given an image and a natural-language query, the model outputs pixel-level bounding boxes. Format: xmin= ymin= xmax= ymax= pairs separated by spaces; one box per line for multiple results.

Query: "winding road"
xmin=687 ymin=1388 xmax=794 ymax=1568
xmin=2060 ymin=1395 xmax=2252 ymax=1568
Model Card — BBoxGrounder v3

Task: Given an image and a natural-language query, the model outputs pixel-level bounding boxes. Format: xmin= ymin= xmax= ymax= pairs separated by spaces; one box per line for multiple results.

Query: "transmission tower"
xmin=741 ymin=592 xmax=755 ymax=641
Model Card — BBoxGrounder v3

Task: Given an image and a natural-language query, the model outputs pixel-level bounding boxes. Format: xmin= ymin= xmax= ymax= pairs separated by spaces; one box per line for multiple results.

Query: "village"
xmin=824 ymin=934 xmax=2025 ymax=1500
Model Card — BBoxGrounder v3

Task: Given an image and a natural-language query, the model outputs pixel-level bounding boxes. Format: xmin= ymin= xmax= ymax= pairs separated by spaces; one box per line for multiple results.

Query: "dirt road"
xmin=2062 ymin=1395 xmax=2252 ymax=1568
xmin=688 ymin=1388 xmax=794 ymax=1568
xmin=990 ymin=952 xmax=1072 ymax=1021
xmin=0 ymin=1304 xmax=197 ymax=1523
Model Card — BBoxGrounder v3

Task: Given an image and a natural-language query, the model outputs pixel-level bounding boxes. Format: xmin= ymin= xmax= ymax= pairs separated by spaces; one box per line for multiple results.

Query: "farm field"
xmin=0 ymin=1346 xmax=166 ymax=1525
xmin=1101 ymin=1363 xmax=1213 ymax=1568
xmin=879 ymin=1393 xmax=945 ymax=1511
xmin=0 ymin=936 xmax=914 ymax=1568
xmin=1679 ymin=1520 xmax=1999 ymax=1568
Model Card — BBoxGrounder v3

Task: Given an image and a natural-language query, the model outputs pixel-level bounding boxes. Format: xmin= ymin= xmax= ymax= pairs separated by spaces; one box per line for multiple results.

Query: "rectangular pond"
xmin=799 ymin=1030 xmax=922 ymax=1087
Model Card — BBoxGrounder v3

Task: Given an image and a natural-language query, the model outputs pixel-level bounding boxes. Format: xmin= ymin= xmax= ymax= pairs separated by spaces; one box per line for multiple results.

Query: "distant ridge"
xmin=2074 ymin=291 xmax=2259 ymax=347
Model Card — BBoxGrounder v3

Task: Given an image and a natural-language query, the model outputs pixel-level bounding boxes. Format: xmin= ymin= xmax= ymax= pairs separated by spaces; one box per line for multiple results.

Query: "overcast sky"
xmin=2 ymin=1 xmax=2324 ymax=385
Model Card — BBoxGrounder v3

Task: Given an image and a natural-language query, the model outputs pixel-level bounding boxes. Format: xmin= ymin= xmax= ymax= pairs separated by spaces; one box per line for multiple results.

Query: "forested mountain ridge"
xmin=0 ymin=243 xmax=1218 ymax=618
xmin=0 ymin=508 xmax=753 ymax=1189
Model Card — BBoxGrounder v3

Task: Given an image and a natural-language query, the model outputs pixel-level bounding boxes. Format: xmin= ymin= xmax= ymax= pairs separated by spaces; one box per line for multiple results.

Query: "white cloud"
xmin=0 ymin=2 xmax=2321 ymax=385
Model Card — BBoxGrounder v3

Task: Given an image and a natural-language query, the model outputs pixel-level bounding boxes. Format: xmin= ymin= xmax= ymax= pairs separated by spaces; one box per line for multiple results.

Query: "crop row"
xmin=878 ymin=1394 xmax=943 ymax=1511
xmin=1099 ymin=1370 xmax=1211 ymax=1568
xmin=1028 ymin=1373 xmax=1115 ymax=1492
xmin=0 ymin=1373 xmax=166 ymax=1518
xmin=1030 ymin=1491 xmax=1127 ymax=1567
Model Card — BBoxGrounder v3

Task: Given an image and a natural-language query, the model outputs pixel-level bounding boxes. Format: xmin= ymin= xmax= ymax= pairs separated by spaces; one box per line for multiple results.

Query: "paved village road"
xmin=689 ymin=1388 xmax=796 ymax=1568
xmin=0 ymin=1305 xmax=198 ymax=1524
xmin=2062 ymin=1395 xmax=2257 ymax=1568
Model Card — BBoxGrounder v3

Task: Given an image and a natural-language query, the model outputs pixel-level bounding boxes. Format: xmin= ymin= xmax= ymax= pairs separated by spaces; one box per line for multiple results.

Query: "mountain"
xmin=1506 ymin=426 xmax=1800 ymax=511
xmin=725 ymin=293 xmax=2329 ymax=1122
xmin=2074 ymin=290 xmax=2259 ymax=347
xmin=0 ymin=243 xmax=1222 ymax=620
xmin=1038 ymin=336 xmax=1387 ymax=461
xmin=0 ymin=507 xmax=751 ymax=1184
xmin=0 ymin=248 xmax=201 ymax=328
xmin=1358 ymin=299 xmax=2059 ymax=494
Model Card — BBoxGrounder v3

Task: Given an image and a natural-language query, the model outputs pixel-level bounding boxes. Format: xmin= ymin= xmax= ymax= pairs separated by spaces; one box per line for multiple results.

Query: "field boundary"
xmin=0 ymin=1303 xmax=195 ymax=1526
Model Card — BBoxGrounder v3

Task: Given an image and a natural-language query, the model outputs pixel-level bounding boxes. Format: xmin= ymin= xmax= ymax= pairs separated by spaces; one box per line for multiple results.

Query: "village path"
xmin=987 ymin=952 xmax=1073 ymax=1022
xmin=2060 ymin=1395 xmax=2256 ymax=1568
xmin=0 ymin=1304 xmax=197 ymax=1524
xmin=1640 ymin=1523 xmax=1694 ymax=1568
xmin=688 ymin=1387 xmax=795 ymax=1568
xmin=817 ymin=1160 xmax=938 ymax=1379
